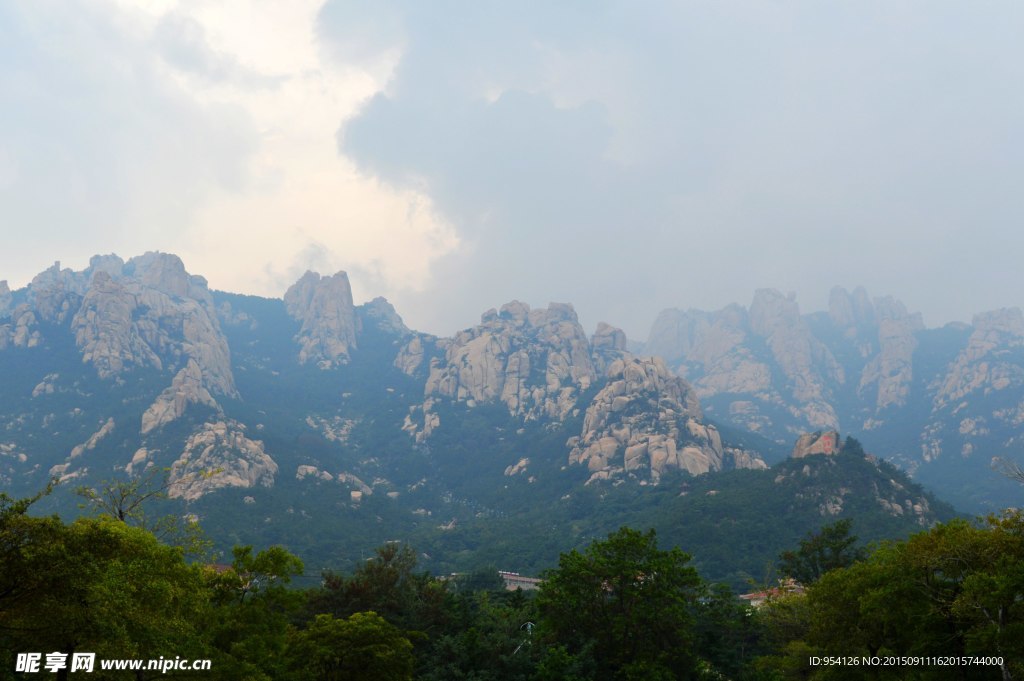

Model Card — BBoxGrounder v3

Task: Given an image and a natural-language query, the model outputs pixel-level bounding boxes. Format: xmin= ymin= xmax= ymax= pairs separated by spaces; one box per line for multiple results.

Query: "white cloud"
xmin=1 ymin=0 xmax=458 ymax=318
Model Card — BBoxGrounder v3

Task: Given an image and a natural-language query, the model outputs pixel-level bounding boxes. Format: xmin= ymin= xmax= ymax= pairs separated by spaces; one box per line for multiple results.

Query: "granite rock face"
xmin=645 ymin=291 xmax=841 ymax=437
xmin=0 ymin=281 xmax=11 ymax=317
xmin=399 ymin=302 xmax=757 ymax=483
xmin=590 ymin=322 xmax=629 ymax=375
xmin=644 ymin=288 xmax=939 ymax=438
xmin=643 ymin=287 xmax=1024 ymax=509
xmin=2 ymin=254 xmax=236 ymax=434
xmin=70 ymin=254 xmax=237 ymax=433
xmin=827 ymin=287 xmax=924 ymax=417
xmin=65 ymin=253 xmax=235 ymax=391
xmin=791 ymin=430 xmax=841 ymax=458
xmin=419 ymin=301 xmax=597 ymax=422
xmin=749 ymin=289 xmax=843 ymax=428
xmin=284 ymin=271 xmax=359 ymax=367
xmin=168 ymin=420 xmax=278 ymax=501
xmin=914 ymin=308 xmax=1024 ymax=469
xmin=0 ymin=306 xmax=42 ymax=350
xmin=567 ymin=356 xmax=765 ymax=482
xmin=357 ymin=297 xmax=410 ymax=337
xmin=932 ymin=308 xmax=1024 ymax=411
xmin=141 ymin=359 xmax=220 ymax=435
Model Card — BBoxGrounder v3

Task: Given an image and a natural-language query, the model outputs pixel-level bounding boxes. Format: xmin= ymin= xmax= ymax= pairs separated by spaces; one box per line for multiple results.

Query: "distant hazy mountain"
xmin=645 ymin=286 xmax=1024 ymax=511
xmin=0 ymin=254 xmax=984 ymax=579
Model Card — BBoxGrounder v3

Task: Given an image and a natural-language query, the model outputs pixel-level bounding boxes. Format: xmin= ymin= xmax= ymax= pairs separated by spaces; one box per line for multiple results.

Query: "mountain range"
xmin=1 ymin=252 xmax=1015 ymax=583
xmin=643 ymin=286 xmax=1024 ymax=510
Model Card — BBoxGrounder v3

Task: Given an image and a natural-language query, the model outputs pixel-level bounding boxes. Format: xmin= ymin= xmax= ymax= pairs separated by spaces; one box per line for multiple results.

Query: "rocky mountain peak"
xmin=27 ymin=261 xmax=86 ymax=324
xmin=643 ymin=305 xmax=750 ymax=368
xmin=421 ymin=300 xmax=596 ymax=419
xmin=592 ymin=322 xmax=627 ymax=354
xmin=123 ymin=252 xmax=196 ymax=299
xmin=567 ymin=356 xmax=765 ymax=483
xmin=284 ymin=270 xmax=359 ymax=367
xmin=1 ymin=254 xmax=237 ymax=435
xmin=0 ymin=280 xmax=11 ymax=317
xmin=791 ymin=430 xmax=841 ymax=458
xmin=357 ymin=297 xmax=410 ymax=337
xmin=88 ymin=253 xmax=126 ymax=278
xmin=972 ymin=307 xmax=1024 ymax=341
xmin=828 ymin=286 xmax=875 ymax=329
xmin=930 ymin=307 xmax=1024 ymax=413
xmin=591 ymin=322 xmax=628 ymax=374
xmin=749 ymin=288 xmax=801 ymax=336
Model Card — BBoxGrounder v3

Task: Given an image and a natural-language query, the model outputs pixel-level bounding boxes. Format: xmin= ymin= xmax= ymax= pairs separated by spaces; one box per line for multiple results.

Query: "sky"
xmin=2 ymin=1 xmax=1023 ymax=340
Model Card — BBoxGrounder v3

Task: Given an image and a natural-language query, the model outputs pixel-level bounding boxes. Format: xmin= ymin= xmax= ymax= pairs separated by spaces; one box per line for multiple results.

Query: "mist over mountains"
xmin=0 ymin=252 xmax=1017 ymax=578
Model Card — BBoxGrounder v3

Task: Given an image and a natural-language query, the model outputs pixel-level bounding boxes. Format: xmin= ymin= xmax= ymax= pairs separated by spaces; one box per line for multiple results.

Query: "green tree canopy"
xmin=778 ymin=518 xmax=866 ymax=585
xmin=537 ymin=527 xmax=702 ymax=680
xmin=288 ymin=612 xmax=414 ymax=681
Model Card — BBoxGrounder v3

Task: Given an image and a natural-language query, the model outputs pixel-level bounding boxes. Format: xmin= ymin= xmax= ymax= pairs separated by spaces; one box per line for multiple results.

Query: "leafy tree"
xmin=537 ymin=527 xmax=702 ymax=680
xmin=0 ymin=482 xmax=59 ymax=612
xmin=2 ymin=513 xmax=210 ymax=680
xmin=310 ymin=543 xmax=448 ymax=636
xmin=287 ymin=612 xmax=414 ymax=681
xmin=694 ymin=583 xmax=768 ymax=678
xmin=75 ymin=467 xmax=213 ymax=558
xmin=906 ymin=513 xmax=1024 ymax=680
xmin=204 ymin=545 xmax=305 ymax=680
xmin=759 ymin=513 xmax=1024 ymax=680
xmin=417 ymin=589 xmax=539 ymax=681
xmin=210 ymin=545 xmax=305 ymax=604
xmin=778 ymin=519 xmax=865 ymax=585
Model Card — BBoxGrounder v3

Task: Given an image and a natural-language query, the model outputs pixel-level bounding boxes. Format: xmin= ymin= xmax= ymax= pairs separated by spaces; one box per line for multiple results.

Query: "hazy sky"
xmin=3 ymin=1 xmax=1023 ymax=339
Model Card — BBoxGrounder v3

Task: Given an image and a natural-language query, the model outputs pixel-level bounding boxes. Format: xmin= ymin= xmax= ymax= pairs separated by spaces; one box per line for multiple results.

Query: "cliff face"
xmin=397 ymin=303 xmax=763 ymax=482
xmin=931 ymin=308 xmax=1024 ymax=411
xmin=646 ymin=291 xmax=842 ymax=436
xmin=2 ymin=254 xmax=236 ymax=436
xmin=645 ymin=287 xmax=938 ymax=437
xmin=567 ymin=356 xmax=766 ymax=483
xmin=0 ymin=254 xmax=257 ymax=499
xmin=284 ymin=271 xmax=360 ymax=367
xmin=167 ymin=420 xmax=278 ymax=501
xmin=4 ymin=253 xmax=1021 ymax=511
xmin=415 ymin=301 xmax=598 ymax=422
xmin=645 ymin=287 xmax=1024 ymax=510
xmin=791 ymin=430 xmax=841 ymax=459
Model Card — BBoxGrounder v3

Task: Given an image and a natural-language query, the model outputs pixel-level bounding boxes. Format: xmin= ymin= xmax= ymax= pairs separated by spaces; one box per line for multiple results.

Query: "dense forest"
xmin=3 ymin=476 xmax=1022 ymax=680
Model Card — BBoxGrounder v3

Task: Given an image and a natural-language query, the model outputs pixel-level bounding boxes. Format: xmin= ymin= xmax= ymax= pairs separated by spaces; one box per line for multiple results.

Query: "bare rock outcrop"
xmin=645 ymin=292 xmax=842 ymax=436
xmin=828 ymin=287 xmax=924 ymax=416
xmin=69 ymin=254 xmax=235 ymax=395
xmin=420 ymin=301 xmax=597 ymax=421
xmin=0 ymin=280 xmax=11 ymax=317
xmin=0 ymin=305 xmax=42 ymax=350
xmin=828 ymin=285 xmax=876 ymax=333
xmin=791 ymin=430 xmax=841 ymax=458
xmin=0 ymin=254 xmax=235 ymax=432
xmin=591 ymin=322 xmax=628 ymax=375
xmin=357 ymin=297 xmax=409 ymax=337
xmin=141 ymin=360 xmax=220 ymax=435
xmin=395 ymin=335 xmax=429 ymax=376
xmin=567 ymin=356 xmax=765 ymax=482
xmin=73 ymin=271 xmax=163 ymax=376
xmin=69 ymin=418 xmax=116 ymax=459
xmin=168 ymin=420 xmax=278 ymax=501
xmin=284 ymin=271 xmax=359 ymax=367
xmin=749 ymin=289 xmax=843 ymax=429
xmin=62 ymin=254 xmax=237 ymax=433
xmin=27 ymin=261 xmax=90 ymax=325
xmin=932 ymin=308 xmax=1024 ymax=410
xmin=857 ymin=296 xmax=923 ymax=412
